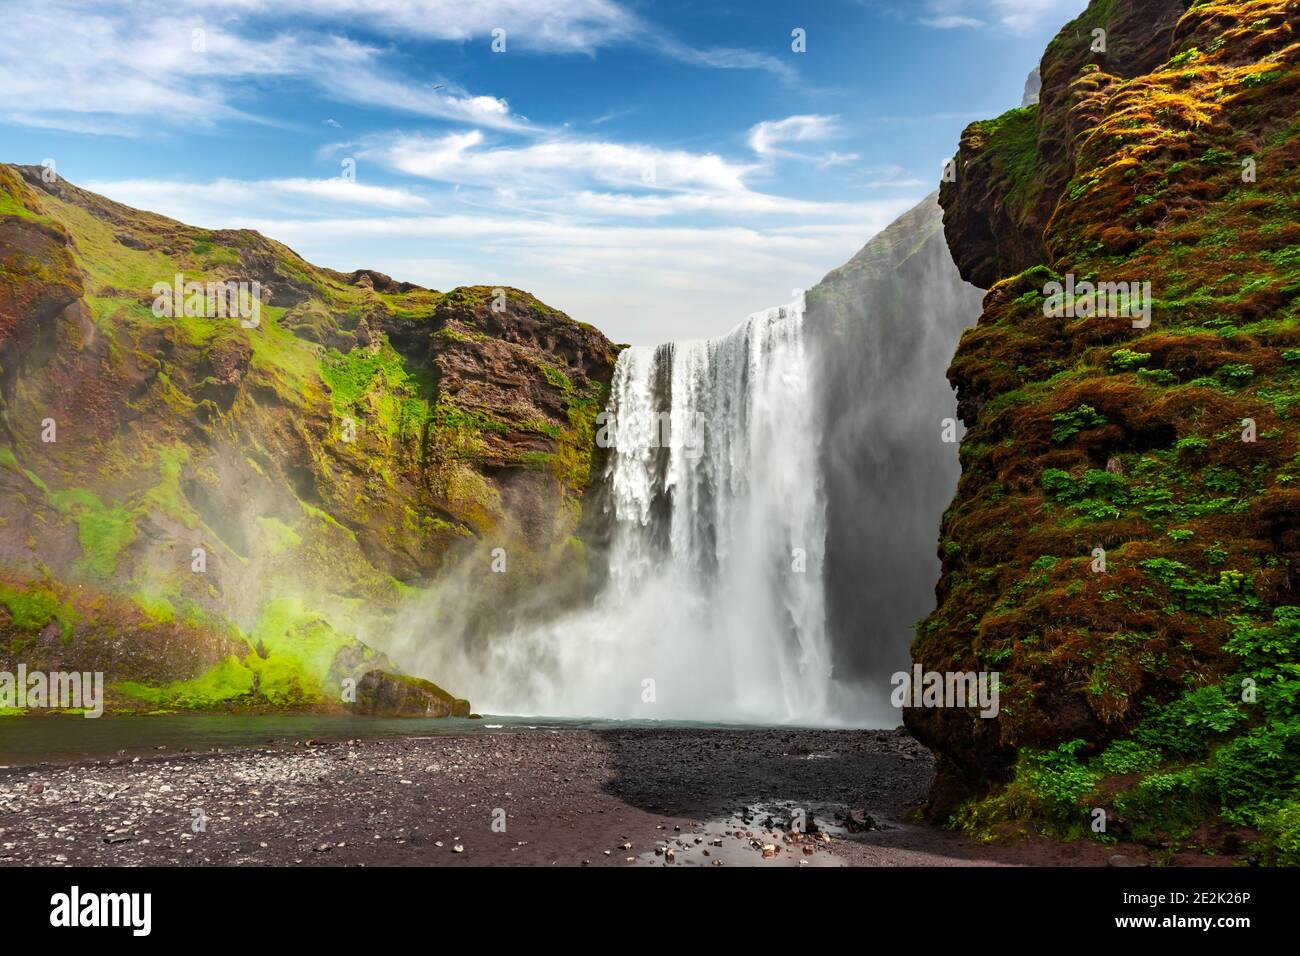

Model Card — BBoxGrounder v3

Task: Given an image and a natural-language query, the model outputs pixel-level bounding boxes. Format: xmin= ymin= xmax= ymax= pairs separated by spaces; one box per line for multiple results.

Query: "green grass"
xmin=48 ymin=488 xmax=138 ymax=577
xmin=319 ymin=339 xmax=439 ymax=441
xmin=131 ymin=591 xmax=176 ymax=624
xmin=40 ymin=193 xmax=176 ymax=294
xmin=0 ymin=582 xmax=77 ymax=639
xmin=116 ymin=655 xmax=256 ymax=709
xmin=143 ymin=444 xmax=198 ymax=527
xmin=257 ymin=516 xmax=302 ymax=555
xmin=0 ymin=188 xmax=46 ymax=222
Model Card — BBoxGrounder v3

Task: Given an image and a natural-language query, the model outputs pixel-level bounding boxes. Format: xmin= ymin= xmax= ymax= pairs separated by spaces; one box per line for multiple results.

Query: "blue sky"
xmin=0 ymin=0 xmax=1086 ymax=343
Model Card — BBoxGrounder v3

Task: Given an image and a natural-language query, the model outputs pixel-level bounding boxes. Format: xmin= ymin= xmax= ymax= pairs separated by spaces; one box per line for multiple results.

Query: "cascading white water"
xmin=453 ymin=296 xmax=837 ymax=723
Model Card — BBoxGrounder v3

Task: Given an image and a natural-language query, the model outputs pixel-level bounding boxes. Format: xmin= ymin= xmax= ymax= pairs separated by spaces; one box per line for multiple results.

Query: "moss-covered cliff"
xmin=0 ymin=164 xmax=617 ymax=715
xmin=912 ymin=0 xmax=1300 ymax=863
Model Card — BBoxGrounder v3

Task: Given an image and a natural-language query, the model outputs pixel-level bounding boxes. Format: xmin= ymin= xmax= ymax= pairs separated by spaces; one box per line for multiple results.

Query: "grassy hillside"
xmin=0 ymin=164 xmax=618 ymax=715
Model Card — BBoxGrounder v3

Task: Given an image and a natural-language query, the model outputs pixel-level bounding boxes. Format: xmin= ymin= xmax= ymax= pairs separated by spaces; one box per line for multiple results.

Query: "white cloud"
xmin=533 ymin=189 xmax=870 ymax=219
xmin=359 ymin=131 xmax=756 ymax=196
xmin=83 ymin=177 xmax=430 ymax=216
xmin=920 ymin=15 xmax=985 ymax=29
xmin=0 ymin=0 xmax=793 ymax=135
xmin=200 ymin=0 xmax=642 ymax=53
xmin=213 ymin=0 xmax=794 ymax=76
xmin=748 ymin=114 xmax=840 ymax=158
xmin=917 ymin=0 xmax=1087 ymax=35
xmin=0 ymin=3 xmax=532 ymax=135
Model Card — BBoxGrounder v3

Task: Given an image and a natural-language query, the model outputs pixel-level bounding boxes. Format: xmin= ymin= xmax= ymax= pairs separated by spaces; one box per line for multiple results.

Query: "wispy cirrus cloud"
xmin=0 ymin=3 xmax=532 ymax=135
xmin=749 ymin=115 xmax=838 ymax=156
xmin=0 ymin=0 xmax=795 ymax=137
xmin=212 ymin=0 xmax=795 ymax=77
xmin=920 ymin=15 xmax=985 ymax=29
xmin=194 ymin=0 xmax=643 ymax=53
xmin=83 ymin=177 xmax=431 ymax=215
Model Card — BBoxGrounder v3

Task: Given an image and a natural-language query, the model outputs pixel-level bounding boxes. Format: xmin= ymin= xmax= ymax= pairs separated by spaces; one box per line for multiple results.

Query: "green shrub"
xmin=1050 ymin=404 xmax=1108 ymax=443
xmin=1109 ymin=348 xmax=1151 ymax=371
xmin=1259 ymin=801 xmax=1300 ymax=866
xmin=1096 ymin=740 xmax=1162 ymax=774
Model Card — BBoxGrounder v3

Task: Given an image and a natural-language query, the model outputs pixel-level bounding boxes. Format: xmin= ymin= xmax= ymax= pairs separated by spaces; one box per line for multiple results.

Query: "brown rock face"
xmin=939 ymin=0 xmax=1191 ymax=289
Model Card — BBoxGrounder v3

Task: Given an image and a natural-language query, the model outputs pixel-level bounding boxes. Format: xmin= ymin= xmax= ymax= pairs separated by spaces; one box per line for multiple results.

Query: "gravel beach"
xmin=0 ymin=727 xmax=1166 ymax=867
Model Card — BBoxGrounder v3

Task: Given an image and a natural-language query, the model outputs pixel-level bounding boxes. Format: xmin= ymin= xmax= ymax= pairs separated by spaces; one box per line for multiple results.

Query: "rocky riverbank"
xmin=0 ymin=727 xmax=1208 ymax=867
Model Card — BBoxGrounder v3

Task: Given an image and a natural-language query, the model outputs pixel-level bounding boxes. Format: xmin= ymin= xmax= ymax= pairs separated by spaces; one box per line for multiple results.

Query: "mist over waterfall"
xmin=804 ymin=195 xmax=985 ymax=716
xmin=399 ymin=194 xmax=983 ymax=727
xmin=419 ymin=297 xmax=842 ymax=723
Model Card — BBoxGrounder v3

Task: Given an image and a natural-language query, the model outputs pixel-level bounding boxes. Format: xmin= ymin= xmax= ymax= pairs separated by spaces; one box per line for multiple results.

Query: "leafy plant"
xmin=1050 ymin=404 xmax=1107 ymax=443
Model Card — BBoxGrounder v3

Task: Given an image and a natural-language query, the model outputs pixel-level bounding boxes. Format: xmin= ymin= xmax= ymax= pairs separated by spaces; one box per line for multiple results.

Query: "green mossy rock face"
xmin=917 ymin=0 xmax=1300 ymax=858
xmin=0 ymin=165 xmax=618 ymax=714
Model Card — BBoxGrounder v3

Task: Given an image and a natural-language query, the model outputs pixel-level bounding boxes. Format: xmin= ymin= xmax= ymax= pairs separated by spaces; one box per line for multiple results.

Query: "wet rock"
xmin=844 ymin=809 xmax=875 ymax=833
xmin=349 ymin=670 xmax=470 ymax=718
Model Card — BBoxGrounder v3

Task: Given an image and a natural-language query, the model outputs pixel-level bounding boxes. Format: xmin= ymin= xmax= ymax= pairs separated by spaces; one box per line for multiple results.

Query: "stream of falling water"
xmin=457 ymin=296 xmax=836 ymax=723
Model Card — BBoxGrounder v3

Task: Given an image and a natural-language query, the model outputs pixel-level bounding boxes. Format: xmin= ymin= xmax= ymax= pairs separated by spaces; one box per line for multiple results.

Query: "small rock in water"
xmin=845 ymin=809 xmax=875 ymax=833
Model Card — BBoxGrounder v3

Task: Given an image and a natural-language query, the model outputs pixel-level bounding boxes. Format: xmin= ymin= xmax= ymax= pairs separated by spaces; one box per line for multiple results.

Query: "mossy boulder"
xmin=351 ymin=669 xmax=470 ymax=717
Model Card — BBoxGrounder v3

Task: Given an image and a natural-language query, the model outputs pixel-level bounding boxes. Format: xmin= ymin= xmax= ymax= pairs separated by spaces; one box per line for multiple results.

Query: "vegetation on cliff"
xmin=0 ymin=164 xmax=616 ymax=715
xmin=916 ymin=0 xmax=1300 ymax=864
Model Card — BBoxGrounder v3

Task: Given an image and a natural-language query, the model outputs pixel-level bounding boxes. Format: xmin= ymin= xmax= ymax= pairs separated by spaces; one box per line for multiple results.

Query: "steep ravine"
xmin=911 ymin=0 xmax=1300 ymax=863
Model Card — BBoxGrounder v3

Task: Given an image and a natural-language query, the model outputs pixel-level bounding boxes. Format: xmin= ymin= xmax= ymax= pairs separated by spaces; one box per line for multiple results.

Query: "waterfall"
xmin=393 ymin=197 xmax=980 ymax=727
xmin=593 ymin=295 xmax=833 ymax=722
xmin=435 ymin=296 xmax=839 ymax=724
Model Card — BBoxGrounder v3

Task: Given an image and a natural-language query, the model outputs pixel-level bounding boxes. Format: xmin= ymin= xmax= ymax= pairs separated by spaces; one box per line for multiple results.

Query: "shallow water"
xmin=0 ymin=713 xmax=811 ymax=766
